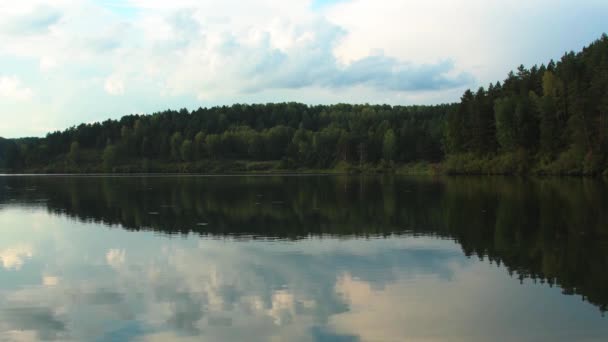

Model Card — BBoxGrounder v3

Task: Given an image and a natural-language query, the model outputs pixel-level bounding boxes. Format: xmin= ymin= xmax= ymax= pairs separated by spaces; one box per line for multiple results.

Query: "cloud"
xmin=267 ymin=290 xmax=297 ymax=326
xmin=0 ymin=307 xmax=66 ymax=341
xmin=105 ymin=76 xmax=126 ymax=96
xmin=1 ymin=1 xmax=473 ymax=99
xmin=0 ymin=330 xmax=38 ymax=342
xmin=106 ymin=248 xmax=126 ymax=267
xmin=1 ymin=0 xmax=607 ymax=137
xmin=149 ymin=15 xmax=470 ymax=99
xmin=327 ymin=56 xmax=472 ymax=91
xmin=0 ymin=244 xmax=34 ymax=270
xmin=326 ymin=0 xmax=608 ymax=83
xmin=2 ymin=5 xmax=62 ymax=35
xmin=0 ymin=76 xmax=33 ymax=101
xmin=42 ymin=275 xmax=60 ymax=287
xmin=39 ymin=56 xmax=58 ymax=71
xmin=1 ymin=204 xmax=607 ymax=342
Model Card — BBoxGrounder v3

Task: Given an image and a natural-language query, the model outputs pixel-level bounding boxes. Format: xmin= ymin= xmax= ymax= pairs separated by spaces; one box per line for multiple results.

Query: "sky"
xmin=0 ymin=0 xmax=607 ymax=138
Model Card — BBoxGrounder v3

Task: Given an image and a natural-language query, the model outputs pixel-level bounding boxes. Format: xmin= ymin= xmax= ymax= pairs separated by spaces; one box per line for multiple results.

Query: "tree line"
xmin=1 ymin=34 xmax=608 ymax=174
xmin=0 ymin=103 xmax=448 ymax=172
xmin=445 ymin=34 xmax=608 ymax=175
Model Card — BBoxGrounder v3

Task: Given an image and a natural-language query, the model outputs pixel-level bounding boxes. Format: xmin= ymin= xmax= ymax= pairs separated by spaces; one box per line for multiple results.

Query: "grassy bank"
xmin=444 ymin=152 xmax=608 ymax=176
xmin=9 ymin=150 xmax=441 ymax=175
xmin=10 ymin=149 xmax=608 ymax=177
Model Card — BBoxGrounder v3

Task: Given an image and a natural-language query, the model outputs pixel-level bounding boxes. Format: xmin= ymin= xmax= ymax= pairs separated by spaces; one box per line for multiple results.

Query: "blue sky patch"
xmin=311 ymin=0 xmax=351 ymax=10
xmin=94 ymin=0 xmax=139 ymax=18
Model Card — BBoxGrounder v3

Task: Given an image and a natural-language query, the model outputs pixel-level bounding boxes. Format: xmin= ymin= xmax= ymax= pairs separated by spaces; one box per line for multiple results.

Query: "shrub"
xmin=583 ymin=150 xmax=604 ymax=175
xmin=550 ymin=147 xmax=584 ymax=175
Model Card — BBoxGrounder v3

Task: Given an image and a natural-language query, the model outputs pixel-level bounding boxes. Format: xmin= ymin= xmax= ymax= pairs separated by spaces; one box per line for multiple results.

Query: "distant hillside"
xmin=2 ymin=34 xmax=608 ymax=175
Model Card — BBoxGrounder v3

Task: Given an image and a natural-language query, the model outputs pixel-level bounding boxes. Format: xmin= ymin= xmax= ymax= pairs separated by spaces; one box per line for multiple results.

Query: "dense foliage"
xmin=2 ymin=35 xmax=608 ymax=174
xmin=445 ymin=34 xmax=608 ymax=175
xmin=0 ymin=103 xmax=448 ymax=173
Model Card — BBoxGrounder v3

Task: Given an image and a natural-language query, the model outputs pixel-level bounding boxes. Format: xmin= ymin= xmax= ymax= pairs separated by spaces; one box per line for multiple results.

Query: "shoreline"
xmin=2 ymin=157 xmax=607 ymax=178
xmin=2 ymin=170 xmax=607 ymax=178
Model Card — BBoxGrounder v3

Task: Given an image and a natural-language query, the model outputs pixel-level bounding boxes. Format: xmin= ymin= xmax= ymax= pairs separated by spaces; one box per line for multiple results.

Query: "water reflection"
xmin=0 ymin=175 xmax=607 ymax=341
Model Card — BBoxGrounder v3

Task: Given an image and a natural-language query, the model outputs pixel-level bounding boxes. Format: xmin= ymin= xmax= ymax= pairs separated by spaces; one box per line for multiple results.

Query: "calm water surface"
xmin=0 ymin=175 xmax=607 ymax=341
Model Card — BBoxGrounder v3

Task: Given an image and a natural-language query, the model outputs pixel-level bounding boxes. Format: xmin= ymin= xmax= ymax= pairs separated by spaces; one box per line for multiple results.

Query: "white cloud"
xmin=0 ymin=0 xmax=607 ymax=137
xmin=104 ymin=75 xmax=125 ymax=95
xmin=106 ymin=248 xmax=126 ymax=268
xmin=39 ymin=56 xmax=58 ymax=71
xmin=0 ymin=0 xmax=471 ymax=100
xmin=0 ymin=4 xmax=62 ymax=35
xmin=0 ymin=244 xmax=34 ymax=270
xmin=0 ymin=330 xmax=38 ymax=342
xmin=267 ymin=290 xmax=297 ymax=326
xmin=0 ymin=76 xmax=33 ymax=101
xmin=327 ymin=0 xmax=608 ymax=82
xmin=42 ymin=275 xmax=60 ymax=286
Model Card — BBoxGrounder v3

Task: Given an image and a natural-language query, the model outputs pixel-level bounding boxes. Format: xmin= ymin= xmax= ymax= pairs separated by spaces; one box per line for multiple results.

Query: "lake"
xmin=0 ymin=175 xmax=607 ymax=341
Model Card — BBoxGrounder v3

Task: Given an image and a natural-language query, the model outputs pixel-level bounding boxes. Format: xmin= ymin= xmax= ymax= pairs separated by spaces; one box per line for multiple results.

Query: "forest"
xmin=1 ymin=34 xmax=607 ymax=175
xmin=445 ymin=34 xmax=608 ymax=175
xmin=0 ymin=103 xmax=448 ymax=173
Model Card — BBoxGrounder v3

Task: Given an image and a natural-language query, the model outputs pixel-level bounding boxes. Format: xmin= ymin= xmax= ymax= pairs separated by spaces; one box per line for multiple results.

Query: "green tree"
xmin=68 ymin=141 xmax=80 ymax=164
xmin=0 ymin=138 xmax=20 ymax=170
xmin=141 ymin=137 xmax=152 ymax=158
xmin=494 ymin=97 xmax=518 ymax=151
xmin=121 ymin=126 xmax=135 ymax=156
xmin=445 ymin=106 xmax=465 ymax=154
xmin=247 ymin=134 xmax=264 ymax=160
xmin=180 ymin=139 xmax=193 ymax=162
xmin=291 ymin=128 xmax=312 ymax=165
xmin=102 ymin=144 xmax=118 ymax=171
xmin=205 ymin=134 xmax=222 ymax=159
xmin=536 ymin=92 xmax=560 ymax=156
xmin=194 ymin=131 xmax=206 ymax=160
xmin=170 ymin=132 xmax=184 ymax=161
xmin=382 ymin=129 xmax=396 ymax=161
